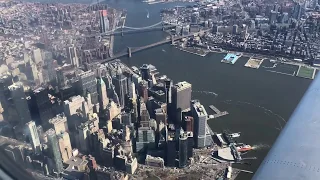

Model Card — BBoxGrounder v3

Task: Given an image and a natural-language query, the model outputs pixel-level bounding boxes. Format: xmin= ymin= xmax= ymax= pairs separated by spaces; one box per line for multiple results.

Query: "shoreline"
xmin=176 ymin=47 xmax=208 ymax=57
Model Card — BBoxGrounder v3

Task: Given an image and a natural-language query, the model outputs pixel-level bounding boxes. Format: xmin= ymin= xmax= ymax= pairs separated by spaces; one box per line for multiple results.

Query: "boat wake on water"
xmin=193 ymin=90 xmax=218 ymax=96
xmin=251 ymin=144 xmax=270 ymax=150
xmin=222 ymin=100 xmax=286 ymax=130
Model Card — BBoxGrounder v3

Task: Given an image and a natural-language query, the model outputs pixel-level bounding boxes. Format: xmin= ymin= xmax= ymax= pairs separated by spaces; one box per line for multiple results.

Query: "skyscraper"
xmin=97 ymin=78 xmax=109 ymax=110
xmin=57 ymin=132 xmax=72 ymax=163
xmin=66 ymin=45 xmax=79 ymax=67
xmin=49 ymin=114 xmax=69 ymax=135
xmin=99 ymin=10 xmax=110 ymax=33
xmin=232 ymin=24 xmax=238 ymax=34
xmin=139 ymin=80 xmax=148 ymax=103
xmin=136 ymin=127 xmax=155 ymax=152
xmin=191 ymin=100 xmax=207 ymax=148
xmin=112 ymin=68 xmax=127 ymax=108
xmin=79 ymin=71 xmax=98 ymax=105
xmin=179 ymin=131 xmax=188 ymax=168
xmin=78 ymin=123 xmax=90 ymax=153
xmin=269 ymin=10 xmax=278 ymax=24
xmin=25 ymin=121 xmax=41 ymax=154
xmin=166 ymin=136 xmax=176 ymax=167
xmin=140 ymin=64 xmax=150 ymax=81
xmin=172 ymin=81 xmax=192 ymax=122
xmin=46 ymin=128 xmax=63 ymax=173
xmin=140 ymin=101 xmax=150 ymax=127
xmin=8 ymin=82 xmax=32 ymax=124
xmin=34 ymin=87 xmax=54 ymax=126
xmin=42 ymin=51 xmax=57 ymax=84
xmin=172 ymin=81 xmax=192 ymax=112
xmin=0 ymin=75 xmax=12 ymax=121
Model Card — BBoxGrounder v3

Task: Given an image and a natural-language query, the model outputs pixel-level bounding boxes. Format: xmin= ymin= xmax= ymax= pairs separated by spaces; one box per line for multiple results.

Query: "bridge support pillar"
xmin=121 ymin=28 xmax=124 ymax=36
xmin=128 ymin=47 xmax=132 ymax=58
xmin=171 ymin=35 xmax=174 ymax=45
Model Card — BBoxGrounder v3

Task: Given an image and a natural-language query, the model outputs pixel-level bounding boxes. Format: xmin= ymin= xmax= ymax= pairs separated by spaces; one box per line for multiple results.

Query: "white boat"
xmin=230 ymin=132 xmax=240 ymax=138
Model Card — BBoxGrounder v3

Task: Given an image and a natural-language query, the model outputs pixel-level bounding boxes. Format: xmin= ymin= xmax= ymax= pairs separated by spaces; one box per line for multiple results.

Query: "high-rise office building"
xmin=0 ymin=75 xmax=12 ymax=121
xmin=32 ymin=48 xmax=43 ymax=64
xmin=140 ymin=101 xmax=150 ymax=127
xmin=136 ymin=127 xmax=155 ymax=152
xmin=191 ymin=100 xmax=207 ymax=148
xmin=49 ymin=114 xmax=68 ymax=135
xmin=184 ymin=116 xmax=194 ymax=132
xmin=105 ymin=100 xmax=121 ymax=121
xmin=42 ymin=51 xmax=57 ymax=83
xmin=112 ymin=68 xmax=128 ymax=108
xmin=186 ymin=131 xmax=194 ymax=158
xmin=46 ymin=128 xmax=64 ymax=173
xmin=34 ymin=87 xmax=54 ymax=126
xmin=232 ymin=24 xmax=238 ymax=34
xmin=139 ymin=81 xmax=148 ymax=103
xmin=25 ymin=121 xmax=41 ymax=154
xmin=121 ymin=112 xmax=132 ymax=126
xmin=140 ymin=64 xmax=150 ymax=81
xmin=78 ymin=123 xmax=90 ymax=153
xmin=128 ymin=76 xmax=137 ymax=100
xmin=57 ymin=132 xmax=72 ymax=162
xmin=164 ymin=79 xmax=172 ymax=104
xmin=99 ymin=10 xmax=110 ymax=33
xmin=166 ymin=137 xmax=176 ymax=167
xmin=97 ymin=78 xmax=109 ymax=110
xmin=179 ymin=131 xmax=188 ymax=168
xmin=293 ymin=3 xmax=302 ymax=20
xmin=269 ymin=10 xmax=278 ymax=24
xmin=56 ymin=67 xmax=66 ymax=88
xmin=172 ymin=81 xmax=192 ymax=112
xmin=8 ymin=82 xmax=32 ymax=124
xmin=78 ymin=71 xmax=98 ymax=105
xmin=66 ymin=45 xmax=79 ymax=67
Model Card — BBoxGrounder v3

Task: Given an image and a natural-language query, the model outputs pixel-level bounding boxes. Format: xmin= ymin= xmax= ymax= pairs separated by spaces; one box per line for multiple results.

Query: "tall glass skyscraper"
xmin=26 ymin=121 xmax=41 ymax=154
xmin=46 ymin=128 xmax=63 ymax=173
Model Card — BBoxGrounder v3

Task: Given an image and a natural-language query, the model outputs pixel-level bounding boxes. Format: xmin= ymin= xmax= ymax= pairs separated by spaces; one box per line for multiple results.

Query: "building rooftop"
xmin=65 ymin=156 xmax=88 ymax=170
xmin=49 ymin=114 xmax=67 ymax=125
xmin=174 ymin=81 xmax=191 ymax=90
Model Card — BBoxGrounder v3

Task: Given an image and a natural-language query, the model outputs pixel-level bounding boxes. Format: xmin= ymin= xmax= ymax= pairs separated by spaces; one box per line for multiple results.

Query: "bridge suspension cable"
xmin=122 ymin=21 xmax=164 ymax=30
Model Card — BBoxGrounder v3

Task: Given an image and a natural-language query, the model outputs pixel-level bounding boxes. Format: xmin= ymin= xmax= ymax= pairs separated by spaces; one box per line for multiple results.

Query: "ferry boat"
xmin=236 ymin=144 xmax=252 ymax=152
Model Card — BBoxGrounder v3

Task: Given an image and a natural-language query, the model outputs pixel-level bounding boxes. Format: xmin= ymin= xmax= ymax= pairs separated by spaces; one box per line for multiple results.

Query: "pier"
xmin=221 ymin=53 xmax=242 ymax=64
xmin=209 ymin=105 xmax=229 ymax=118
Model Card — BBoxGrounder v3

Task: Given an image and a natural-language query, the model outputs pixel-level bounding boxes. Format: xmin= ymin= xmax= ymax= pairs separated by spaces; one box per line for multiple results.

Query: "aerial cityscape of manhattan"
xmin=0 ymin=0 xmax=318 ymax=179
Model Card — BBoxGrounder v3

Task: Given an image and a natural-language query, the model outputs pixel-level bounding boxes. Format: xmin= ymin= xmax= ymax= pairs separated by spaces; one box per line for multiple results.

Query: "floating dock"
xmin=221 ymin=53 xmax=242 ymax=64
xmin=209 ymin=105 xmax=229 ymax=118
xmin=244 ymin=57 xmax=264 ymax=69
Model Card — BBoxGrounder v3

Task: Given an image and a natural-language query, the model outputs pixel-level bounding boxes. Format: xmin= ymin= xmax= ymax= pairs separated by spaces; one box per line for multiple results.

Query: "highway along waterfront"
xmin=107 ymin=0 xmax=313 ymax=179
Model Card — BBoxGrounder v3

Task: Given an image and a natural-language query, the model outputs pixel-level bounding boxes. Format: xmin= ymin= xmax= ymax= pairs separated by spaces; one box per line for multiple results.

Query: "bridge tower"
xmin=128 ymin=47 xmax=132 ymax=58
xmin=162 ymin=21 xmax=165 ymax=31
xmin=171 ymin=35 xmax=174 ymax=45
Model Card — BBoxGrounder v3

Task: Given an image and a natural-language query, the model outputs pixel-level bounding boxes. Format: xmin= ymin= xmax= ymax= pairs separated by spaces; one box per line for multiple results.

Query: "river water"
xmin=104 ymin=0 xmax=313 ymax=179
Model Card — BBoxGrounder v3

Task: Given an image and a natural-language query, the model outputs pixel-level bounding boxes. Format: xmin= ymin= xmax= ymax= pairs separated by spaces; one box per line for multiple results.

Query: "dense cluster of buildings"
xmin=0 ymin=0 xmax=121 ymax=91
xmin=0 ymin=58 xmax=215 ymax=179
xmin=162 ymin=0 xmax=320 ymax=65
